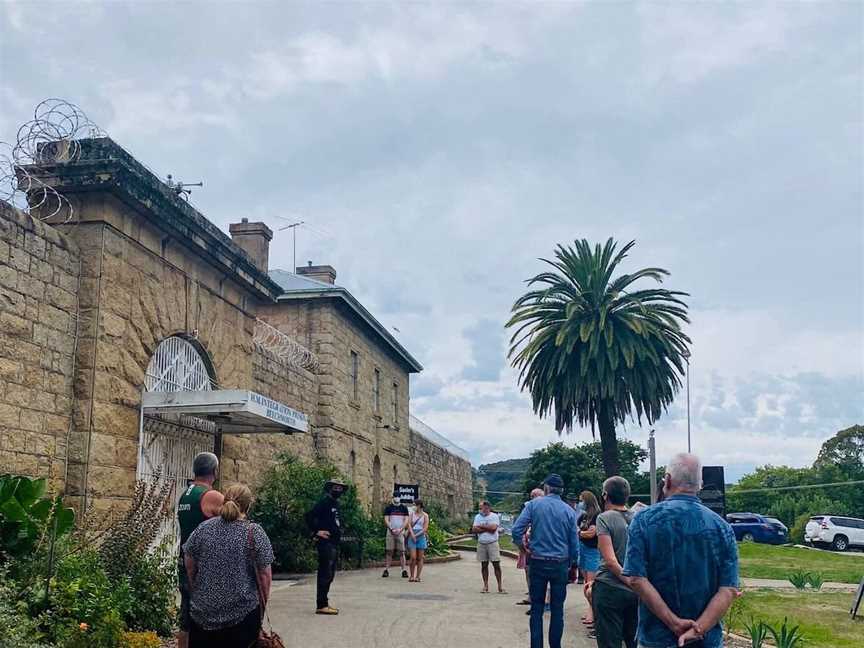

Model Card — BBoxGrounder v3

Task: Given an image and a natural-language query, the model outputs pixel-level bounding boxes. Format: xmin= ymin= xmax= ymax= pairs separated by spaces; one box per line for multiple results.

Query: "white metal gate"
xmin=138 ymin=336 xmax=217 ymax=551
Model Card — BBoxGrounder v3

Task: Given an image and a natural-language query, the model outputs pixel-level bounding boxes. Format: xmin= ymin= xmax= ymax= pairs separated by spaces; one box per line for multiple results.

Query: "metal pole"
xmin=649 ymin=429 xmax=657 ymax=504
xmin=686 ymin=358 xmax=691 ymax=453
xmin=293 ymin=227 xmax=296 ymax=272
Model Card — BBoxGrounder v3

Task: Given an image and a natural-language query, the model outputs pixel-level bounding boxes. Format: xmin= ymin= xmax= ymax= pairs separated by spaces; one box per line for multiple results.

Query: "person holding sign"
xmin=473 ymin=501 xmax=506 ymax=594
xmin=382 ymin=496 xmax=409 ymax=579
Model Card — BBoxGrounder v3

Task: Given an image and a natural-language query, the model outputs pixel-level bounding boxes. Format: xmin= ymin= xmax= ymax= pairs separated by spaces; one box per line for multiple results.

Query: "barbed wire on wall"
xmin=0 ymin=98 xmax=105 ymax=223
xmin=253 ymin=318 xmax=320 ymax=372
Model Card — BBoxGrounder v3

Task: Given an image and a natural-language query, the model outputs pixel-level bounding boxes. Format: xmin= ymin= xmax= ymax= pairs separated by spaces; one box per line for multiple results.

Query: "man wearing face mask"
xmin=307 ymin=479 xmax=347 ymax=615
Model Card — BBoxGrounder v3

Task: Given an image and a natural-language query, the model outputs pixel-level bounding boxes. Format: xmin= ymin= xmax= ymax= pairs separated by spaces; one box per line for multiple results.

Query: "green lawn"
xmin=725 ymin=589 xmax=863 ymax=648
xmin=738 ymin=543 xmax=864 ymax=584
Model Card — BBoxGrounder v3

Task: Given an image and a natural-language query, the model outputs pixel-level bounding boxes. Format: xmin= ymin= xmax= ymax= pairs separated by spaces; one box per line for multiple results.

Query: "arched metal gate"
xmin=137 ymin=336 xmax=217 ymax=551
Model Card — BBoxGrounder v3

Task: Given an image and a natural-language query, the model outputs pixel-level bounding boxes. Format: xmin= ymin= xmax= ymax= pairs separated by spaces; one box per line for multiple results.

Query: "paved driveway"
xmin=268 ymin=554 xmax=594 ymax=647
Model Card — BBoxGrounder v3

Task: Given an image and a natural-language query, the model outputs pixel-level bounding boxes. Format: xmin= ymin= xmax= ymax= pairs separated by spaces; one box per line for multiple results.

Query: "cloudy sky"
xmin=2 ymin=2 xmax=862 ymax=481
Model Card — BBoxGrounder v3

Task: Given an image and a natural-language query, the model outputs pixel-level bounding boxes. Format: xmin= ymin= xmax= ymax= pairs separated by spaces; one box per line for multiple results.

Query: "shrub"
xmin=0 ymin=474 xmax=75 ymax=566
xmin=766 ymin=618 xmax=804 ymax=648
xmin=788 ymin=512 xmax=810 ymax=545
xmin=424 ymin=517 xmax=450 ymax=557
xmin=41 ymin=548 xmax=126 ymax=648
xmin=787 ymin=569 xmax=809 ymax=590
xmin=253 ymin=453 xmax=382 ymax=572
xmin=121 ymin=631 xmax=161 ymax=648
xmin=805 ymin=571 xmax=824 ymax=590
xmin=0 ymin=570 xmax=53 ymax=648
xmin=743 ymin=618 xmax=768 ymax=648
xmin=112 ymin=543 xmax=177 ymax=637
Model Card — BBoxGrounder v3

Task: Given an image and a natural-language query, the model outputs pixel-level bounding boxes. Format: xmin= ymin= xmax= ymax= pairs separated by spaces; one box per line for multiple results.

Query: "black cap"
xmin=544 ymin=473 xmax=564 ymax=488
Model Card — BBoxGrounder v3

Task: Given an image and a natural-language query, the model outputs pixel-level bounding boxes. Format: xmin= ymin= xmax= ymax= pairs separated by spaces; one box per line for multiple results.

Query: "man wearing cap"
xmin=512 ymin=474 xmax=580 ymax=648
xmin=307 ymin=479 xmax=347 ymax=615
xmin=176 ymin=452 xmax=224 ymax=648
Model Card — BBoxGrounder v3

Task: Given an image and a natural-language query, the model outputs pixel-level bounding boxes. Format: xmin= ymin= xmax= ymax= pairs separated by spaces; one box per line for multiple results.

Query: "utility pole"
xmin=683 ymin=348 xmax=692 ymax=453
xmin=280 ymin=221 xmax=304 ymax=271
xmin=649 ymin=429 xmax=657 ymax=504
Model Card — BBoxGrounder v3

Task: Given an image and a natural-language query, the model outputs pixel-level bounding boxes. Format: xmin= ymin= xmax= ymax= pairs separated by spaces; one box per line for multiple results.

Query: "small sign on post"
xmin=394 ymin=484 xmax=419 ymax=504
xmin=852 ymin=575 xmax=864 ymax=619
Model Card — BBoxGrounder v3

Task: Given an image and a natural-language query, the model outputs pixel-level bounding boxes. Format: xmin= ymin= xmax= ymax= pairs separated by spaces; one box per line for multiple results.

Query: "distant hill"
xmin=477 ymin=458 xmax=530 ymax=502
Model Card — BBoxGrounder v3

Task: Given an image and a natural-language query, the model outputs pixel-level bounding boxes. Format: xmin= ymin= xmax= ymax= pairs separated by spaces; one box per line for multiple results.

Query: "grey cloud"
xmin=461 ymin=318 xmax=506 ymax=382
xmin=2 ymin=2 xmax=860 ymax=469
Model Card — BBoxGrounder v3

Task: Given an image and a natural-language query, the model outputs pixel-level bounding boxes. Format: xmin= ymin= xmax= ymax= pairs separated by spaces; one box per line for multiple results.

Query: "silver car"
xmin=804 ymin=515 xmax=864 ymax=552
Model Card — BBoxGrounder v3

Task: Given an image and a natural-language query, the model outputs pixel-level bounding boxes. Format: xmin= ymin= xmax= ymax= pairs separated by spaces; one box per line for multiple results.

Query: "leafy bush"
xmin=40 ymin=548 xmax=126 ymax=647
xmin=767 ymin=617 xmax=804 ymax=648
xmin=121 ymin=631 xmax=161 ymax=648
xmin=805 ymin=571 xmax=824 ymax=590
xmin=0 ymin=570 xmax=53 ymax=648
xmin=789 ymin=512 xmax=811 ymax=545
xmin=424 ymin=517 xmax=450 ymax=557
xmin=253 ymin=453 xmax=383 ymax=572
xmin=744 ymin=618 xmax=768 ymax=648
xmin=0 ymin=474 xmax=75 ymax=565
xmin=787 ymin=570 xmax=809 ymax=590
xmin=112 ymin=544 xmax=177 ymax=636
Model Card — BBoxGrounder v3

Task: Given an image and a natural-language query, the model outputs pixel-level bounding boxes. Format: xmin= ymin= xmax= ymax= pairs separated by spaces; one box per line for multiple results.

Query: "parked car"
xmin=726 ymin=512 xmax=788 ymax=544
xmin=804 ymin=515 xmax=864 ymax=552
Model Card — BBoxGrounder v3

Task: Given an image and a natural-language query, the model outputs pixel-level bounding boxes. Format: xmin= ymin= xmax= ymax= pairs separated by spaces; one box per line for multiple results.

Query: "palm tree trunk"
xmin=597 ymin=401 xmax=620 ymax=477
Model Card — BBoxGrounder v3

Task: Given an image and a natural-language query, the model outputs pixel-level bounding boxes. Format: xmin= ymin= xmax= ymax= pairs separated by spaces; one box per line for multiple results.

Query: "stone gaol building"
xmin=0 ymin=132 xmax=472 ymax=523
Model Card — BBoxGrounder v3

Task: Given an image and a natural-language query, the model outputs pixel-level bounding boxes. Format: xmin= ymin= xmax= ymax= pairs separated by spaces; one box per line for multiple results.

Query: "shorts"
xmin=386 ymin=531 xmax=406 ymax=552
xmin=579 ymin=545 xmax=601 ymax=573
xmin=408 ymin=534 xmax=428 ymax=551
xmin=477 ymin=541 xmax=501 ymax=562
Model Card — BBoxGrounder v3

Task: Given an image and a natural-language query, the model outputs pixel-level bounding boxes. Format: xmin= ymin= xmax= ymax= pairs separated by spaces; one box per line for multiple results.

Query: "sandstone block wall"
xmin=0 ymin=202 xmax=79 ymax=493
xmin=259 ymin=299 xmax=412 ymax=511
xmin=409 ymin=428 xmax=474 ymax=517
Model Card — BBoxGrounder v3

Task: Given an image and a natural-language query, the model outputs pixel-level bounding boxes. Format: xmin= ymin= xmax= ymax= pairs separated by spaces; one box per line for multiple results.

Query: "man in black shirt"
xmin=308 ymin=479 xmax=346 ymax=615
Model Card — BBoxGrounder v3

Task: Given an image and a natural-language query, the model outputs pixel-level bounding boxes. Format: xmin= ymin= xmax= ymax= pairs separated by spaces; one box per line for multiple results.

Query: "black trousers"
xmin=592 ymin=580 xmax=638 ymax=648
xmin=316 ymin=541 xmax=338 ymax=608
xmin=189 ymin=606 xmax=260 ymax=648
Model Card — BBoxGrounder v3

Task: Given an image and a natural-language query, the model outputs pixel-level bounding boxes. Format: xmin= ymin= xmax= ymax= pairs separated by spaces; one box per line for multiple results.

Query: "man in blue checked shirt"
xmin=512 ymin=474 xmax=580 ymax=648
xmin=622 ymin=453 xmax=739 ymax=648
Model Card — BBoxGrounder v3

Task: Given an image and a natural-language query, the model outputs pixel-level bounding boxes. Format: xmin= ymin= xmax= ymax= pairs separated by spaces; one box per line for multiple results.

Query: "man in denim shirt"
xmin=622 ymin=454 xmax=738 ymax=648
xmin=512 ymin=474 xmax=580 ymax=648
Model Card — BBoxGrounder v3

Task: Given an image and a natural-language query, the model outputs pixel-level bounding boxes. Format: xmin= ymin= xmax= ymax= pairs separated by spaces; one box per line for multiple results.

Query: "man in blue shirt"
xmin=622 ymin=453 xmax=739 ymax=648
xmin=512 ymin=474 xmax=580 ymax=648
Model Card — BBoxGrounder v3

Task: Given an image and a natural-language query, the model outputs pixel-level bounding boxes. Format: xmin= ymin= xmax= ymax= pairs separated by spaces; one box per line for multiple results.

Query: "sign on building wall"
xmin=394 ymin=483 xmax=419 ymax=504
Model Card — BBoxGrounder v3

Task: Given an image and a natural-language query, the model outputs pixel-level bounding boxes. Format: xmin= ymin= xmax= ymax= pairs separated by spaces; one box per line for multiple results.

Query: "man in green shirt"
xmin=177 ymin=452 xmax=224 ymax=648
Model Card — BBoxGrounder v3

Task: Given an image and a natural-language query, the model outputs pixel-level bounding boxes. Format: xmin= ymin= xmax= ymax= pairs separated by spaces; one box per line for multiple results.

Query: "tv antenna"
xmin=279 ymin=220 xmax=304 ymax=272
xmin=166 ymin=174 xmax=203 ymax=201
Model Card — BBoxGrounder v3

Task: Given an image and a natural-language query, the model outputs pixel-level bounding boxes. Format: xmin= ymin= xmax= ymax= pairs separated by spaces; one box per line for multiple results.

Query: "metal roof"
xmin=269 ymin=269 xmax=423 ymax=373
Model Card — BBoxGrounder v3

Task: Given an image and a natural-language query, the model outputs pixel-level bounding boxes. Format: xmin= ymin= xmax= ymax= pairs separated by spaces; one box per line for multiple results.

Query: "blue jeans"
xmin=528 ymin=558 xmax=569 ymax=648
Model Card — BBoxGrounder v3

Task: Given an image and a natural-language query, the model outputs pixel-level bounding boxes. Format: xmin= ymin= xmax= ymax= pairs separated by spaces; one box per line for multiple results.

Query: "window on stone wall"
xmin=373 ymin=368 xmax=381 ymax=412
xmin=392 ymin=381 xmax=398 ymax=422
xmin=350 ymin=350 xmax=359 ymax=401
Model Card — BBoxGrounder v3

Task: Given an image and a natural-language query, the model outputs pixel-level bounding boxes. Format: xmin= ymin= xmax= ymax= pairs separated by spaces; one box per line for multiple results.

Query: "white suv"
xmin=804 ymin=515 xmax=864 ymax=552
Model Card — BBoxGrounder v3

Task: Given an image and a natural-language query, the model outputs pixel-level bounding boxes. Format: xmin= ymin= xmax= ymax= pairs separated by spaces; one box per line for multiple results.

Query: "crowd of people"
xmin=511 ymin=452 xmax=740 ymax=648
xmin=172 ymin=450 xmax=738 ymax=648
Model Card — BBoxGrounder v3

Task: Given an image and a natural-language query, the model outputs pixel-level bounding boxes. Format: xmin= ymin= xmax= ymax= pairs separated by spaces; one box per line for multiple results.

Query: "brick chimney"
xmin=229 ymin=218 xmax=273 ymax=272
xmin=297 ymin=261 xmax=337 ymax=285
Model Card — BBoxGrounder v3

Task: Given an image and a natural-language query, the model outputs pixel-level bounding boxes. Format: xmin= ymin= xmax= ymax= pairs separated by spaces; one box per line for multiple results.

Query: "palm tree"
xmin=506 ymin=239 xmax=690 ymax=477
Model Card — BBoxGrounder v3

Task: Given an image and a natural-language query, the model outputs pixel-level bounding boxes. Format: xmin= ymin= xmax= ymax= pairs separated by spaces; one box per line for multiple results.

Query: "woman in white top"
xmin=407 ymin=499 xmax=429 ymax=582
